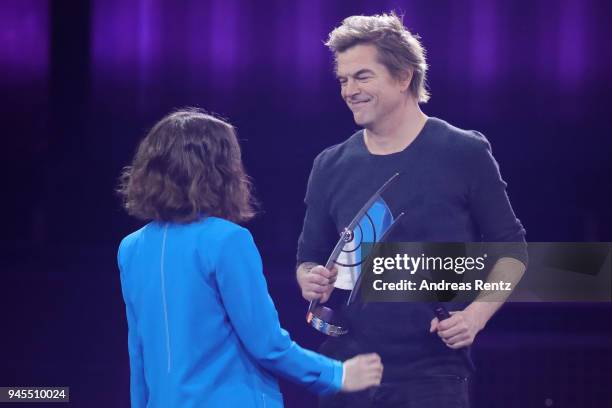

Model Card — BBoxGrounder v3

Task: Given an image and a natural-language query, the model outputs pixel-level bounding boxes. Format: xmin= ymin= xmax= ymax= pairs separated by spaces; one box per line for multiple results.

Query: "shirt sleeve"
xmin=118 ymin=245 xmax=149 ymax=408
xmin=297 ymin=154 xmax=338 ymax=266
xmin=215 ymin=227 xmax=343 ymax=395
xmin=469 ymin=136 xmax=528 ymax=266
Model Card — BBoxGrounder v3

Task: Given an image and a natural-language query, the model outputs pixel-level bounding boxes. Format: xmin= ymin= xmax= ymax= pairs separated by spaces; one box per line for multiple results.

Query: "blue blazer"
xmin=118 ymin=217 xmax=342 ymax=407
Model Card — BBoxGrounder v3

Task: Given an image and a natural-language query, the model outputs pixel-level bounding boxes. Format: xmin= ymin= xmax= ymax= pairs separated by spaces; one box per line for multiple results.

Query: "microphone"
xmin=433 ymin=306 xmax=476 ymax=373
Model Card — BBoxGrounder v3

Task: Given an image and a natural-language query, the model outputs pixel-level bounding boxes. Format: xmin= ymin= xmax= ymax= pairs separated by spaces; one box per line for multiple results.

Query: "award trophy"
xmin=306 ymin=173 xmax=405 ymax=337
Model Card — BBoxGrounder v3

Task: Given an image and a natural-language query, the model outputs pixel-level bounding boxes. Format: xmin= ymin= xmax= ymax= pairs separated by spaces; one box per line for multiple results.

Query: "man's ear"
xmin=399 ymin=68 xmax=413 ymax=93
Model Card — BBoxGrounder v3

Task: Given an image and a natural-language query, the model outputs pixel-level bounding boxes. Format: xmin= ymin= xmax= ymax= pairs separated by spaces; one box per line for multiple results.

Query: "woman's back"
xmin=119 ymin=216 xmax=342 ymax=407
xmin=116 ymin=109 xmax=381 ymax=407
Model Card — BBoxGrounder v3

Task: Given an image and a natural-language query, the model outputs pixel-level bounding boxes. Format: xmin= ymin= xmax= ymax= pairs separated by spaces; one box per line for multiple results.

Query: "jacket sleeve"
xmin=118 ymin=246 xmax=149 ymax=408
xmin=214 ymin=227 xmax=343 ymax=395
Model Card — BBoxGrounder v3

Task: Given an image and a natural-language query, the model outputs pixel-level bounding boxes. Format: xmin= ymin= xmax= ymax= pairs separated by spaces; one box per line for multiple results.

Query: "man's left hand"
xmin=429 ymin=310 xmax=484 ymax=349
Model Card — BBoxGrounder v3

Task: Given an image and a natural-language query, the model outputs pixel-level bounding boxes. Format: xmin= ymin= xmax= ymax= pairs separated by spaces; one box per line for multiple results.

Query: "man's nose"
xmin=344 ymin=79 xmax=360 ymax=98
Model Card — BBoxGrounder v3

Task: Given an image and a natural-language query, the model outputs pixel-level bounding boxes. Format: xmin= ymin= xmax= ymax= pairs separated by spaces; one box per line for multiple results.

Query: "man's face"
xmin=336 ymin=44 xmax=410 ymax=129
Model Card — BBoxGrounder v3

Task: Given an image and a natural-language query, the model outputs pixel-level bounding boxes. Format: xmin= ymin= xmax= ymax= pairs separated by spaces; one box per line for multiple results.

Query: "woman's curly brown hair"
xmin=117 ymin=108 xmax=256 ymax=224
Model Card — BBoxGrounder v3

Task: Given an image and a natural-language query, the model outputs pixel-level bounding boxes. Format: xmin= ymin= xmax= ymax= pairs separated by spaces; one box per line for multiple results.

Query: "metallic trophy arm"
xmin=306 ymin=173 xmax=402 ymax=336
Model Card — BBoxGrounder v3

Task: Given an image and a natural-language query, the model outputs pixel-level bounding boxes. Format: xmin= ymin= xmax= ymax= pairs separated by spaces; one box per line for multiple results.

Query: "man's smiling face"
xmin=336 ymin=44 xmax=410 ymax=129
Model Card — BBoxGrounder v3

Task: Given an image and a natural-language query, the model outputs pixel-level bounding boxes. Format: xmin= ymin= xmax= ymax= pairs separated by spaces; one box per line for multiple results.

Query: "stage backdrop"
xmin=1 ymin=1 xmax=611 ymax=407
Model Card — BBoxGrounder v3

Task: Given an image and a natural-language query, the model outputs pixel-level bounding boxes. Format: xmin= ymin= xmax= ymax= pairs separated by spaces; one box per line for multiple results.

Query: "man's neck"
xmin=364 ymin=100 xmax=428 ymax=155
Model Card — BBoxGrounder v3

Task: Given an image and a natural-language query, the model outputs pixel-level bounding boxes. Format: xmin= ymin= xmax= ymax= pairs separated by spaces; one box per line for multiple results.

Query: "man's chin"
xmin=352 ymin=113 xmax=369 ymax=127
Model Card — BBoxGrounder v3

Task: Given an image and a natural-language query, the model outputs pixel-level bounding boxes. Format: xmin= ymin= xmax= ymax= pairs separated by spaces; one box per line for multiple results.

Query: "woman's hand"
xmin=341 ymin=353 xmax=383 ymax=392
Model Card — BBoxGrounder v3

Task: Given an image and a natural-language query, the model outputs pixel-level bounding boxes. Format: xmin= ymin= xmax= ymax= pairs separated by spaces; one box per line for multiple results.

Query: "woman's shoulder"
xmin=193 ymin=217 xmax=258 ymax=269
xmin=192 ymin=217 xmax=255 ymax=251
xmin=118 ymin=224 xmax=149 ymax=257
xmin=194 ymin=216 xmax=250 ymax=237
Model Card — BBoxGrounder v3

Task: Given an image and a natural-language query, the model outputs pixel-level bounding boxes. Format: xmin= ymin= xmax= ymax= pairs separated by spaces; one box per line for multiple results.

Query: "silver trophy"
xmin=306 ymin=173 xmax=405 ymax=336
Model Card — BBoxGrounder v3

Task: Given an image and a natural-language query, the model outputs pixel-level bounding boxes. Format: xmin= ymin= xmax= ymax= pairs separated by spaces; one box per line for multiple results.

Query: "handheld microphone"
xmin=434 ymin=306 xmax=476 ymax=373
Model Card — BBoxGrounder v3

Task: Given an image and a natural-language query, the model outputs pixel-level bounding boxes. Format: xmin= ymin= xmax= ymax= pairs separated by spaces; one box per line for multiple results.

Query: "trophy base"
xmin=307 ymin=305 xmax=348 ymax=337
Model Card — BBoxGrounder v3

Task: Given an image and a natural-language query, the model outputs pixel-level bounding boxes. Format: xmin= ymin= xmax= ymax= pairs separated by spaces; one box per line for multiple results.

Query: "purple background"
xmin=1 ymin=0 xmax=612 ymax=406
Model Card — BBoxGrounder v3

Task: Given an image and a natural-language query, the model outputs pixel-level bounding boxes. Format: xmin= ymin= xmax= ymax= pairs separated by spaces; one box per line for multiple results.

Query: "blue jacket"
xmin=118 ymin=217 xmax=343 ymax=407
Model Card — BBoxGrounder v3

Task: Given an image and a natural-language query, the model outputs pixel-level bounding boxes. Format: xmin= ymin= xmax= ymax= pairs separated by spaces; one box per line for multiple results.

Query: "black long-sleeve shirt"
xmin=297 ymin=117 xmax=527 ymax=378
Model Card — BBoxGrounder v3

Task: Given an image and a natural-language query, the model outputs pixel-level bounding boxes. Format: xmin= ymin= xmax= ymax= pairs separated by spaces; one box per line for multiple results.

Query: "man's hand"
xmin=429 ymin=309 xmax=485 ymax=349
xmin=429 ymin=257 xmax=526 ymax=349
xmin=296 ymin=263 xmax=337 ymax=303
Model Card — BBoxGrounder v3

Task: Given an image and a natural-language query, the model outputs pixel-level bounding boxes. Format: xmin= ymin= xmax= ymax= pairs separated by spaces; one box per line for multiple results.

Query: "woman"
xmin=117 ymin=109 xmax=382 ymax=407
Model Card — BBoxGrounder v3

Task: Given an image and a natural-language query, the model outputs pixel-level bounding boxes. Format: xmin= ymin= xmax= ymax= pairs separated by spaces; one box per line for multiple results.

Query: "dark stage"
xmin=2 ymin=0 xmax=612 ymax=406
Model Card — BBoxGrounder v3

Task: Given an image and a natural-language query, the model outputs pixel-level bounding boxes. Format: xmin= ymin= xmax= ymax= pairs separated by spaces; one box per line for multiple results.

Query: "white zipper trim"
xmin=160 ymin=225 xmax=172 ymax=373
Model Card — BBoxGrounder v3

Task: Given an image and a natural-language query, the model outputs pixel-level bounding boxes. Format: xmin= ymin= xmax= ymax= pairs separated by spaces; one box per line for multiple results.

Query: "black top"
xmin=297 ymin=117 xmax=527 ymax=378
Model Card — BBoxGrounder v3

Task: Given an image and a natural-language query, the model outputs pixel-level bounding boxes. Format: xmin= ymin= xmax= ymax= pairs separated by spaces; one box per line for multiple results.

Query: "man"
xmin=296 ymin=12 xmax=527 ymax=408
